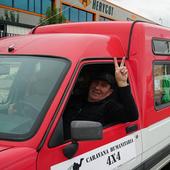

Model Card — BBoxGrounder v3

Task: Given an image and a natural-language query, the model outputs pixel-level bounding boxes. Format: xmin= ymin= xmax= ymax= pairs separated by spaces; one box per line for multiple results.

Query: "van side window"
xmin=152 ymin=39 xmax=170 ymax=55
xmin=62 ymin=63 xmax=138 ymax=141
xmin=63 ymin=64 xmax=115 ymax=139
xmin=154 ymin=63 xmax=170 ymax=108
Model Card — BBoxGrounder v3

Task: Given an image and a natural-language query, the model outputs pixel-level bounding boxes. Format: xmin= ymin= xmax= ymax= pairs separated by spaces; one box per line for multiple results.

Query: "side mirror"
xmin=63 ymin=121 xmax=103 ymax=159
xmin=71 ymin=120 xmax=103 ymax=141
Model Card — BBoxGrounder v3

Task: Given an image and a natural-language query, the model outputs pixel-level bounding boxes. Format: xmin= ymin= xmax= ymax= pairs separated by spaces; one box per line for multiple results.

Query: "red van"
xmin=0 ymin=21 xmax=169 ymax=170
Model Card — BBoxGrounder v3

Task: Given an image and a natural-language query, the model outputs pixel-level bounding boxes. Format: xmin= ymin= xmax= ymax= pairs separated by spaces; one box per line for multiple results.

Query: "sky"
xmin=107 ymin=0 xmax=170 ymax=27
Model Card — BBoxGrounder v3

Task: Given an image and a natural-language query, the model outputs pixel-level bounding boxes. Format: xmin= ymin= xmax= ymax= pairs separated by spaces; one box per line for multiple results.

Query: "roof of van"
xmin=32 ymin=21 xmax=132 ymax=53
xmin=33 ymin=21 xmax=132 ymax=36
xmin=0 ymin=21 xmax=169 ymax=62
xmin=0 ymin=33 xmax=125 ymax=62
xmin=32 ymin=21 xmax=168 ymax=54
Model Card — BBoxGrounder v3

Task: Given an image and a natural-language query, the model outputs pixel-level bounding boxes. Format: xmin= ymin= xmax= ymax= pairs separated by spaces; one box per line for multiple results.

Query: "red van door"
xmin=37 ymin=60 xmax=141 ymax=170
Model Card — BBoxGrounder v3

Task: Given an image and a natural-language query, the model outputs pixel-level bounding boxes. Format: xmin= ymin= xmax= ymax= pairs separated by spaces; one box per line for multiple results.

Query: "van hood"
xmin=0 ymin=146 xmax=37 ymax=169
xmin=0 ymin=145 xmax=11 ymax=152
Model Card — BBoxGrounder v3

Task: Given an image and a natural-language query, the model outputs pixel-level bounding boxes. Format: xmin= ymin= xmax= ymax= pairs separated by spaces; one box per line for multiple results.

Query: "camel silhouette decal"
xmin=68 ymin=158 xmax=84 ymax=170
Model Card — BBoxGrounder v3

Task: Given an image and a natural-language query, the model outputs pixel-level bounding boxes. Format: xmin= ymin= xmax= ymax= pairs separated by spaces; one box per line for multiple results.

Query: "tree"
xmin=40 ymin=7 xmax=66 ymax=25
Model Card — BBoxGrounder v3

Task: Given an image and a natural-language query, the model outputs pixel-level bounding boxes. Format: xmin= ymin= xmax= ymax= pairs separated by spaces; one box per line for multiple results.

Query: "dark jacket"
xmin=63 ymin=86 xmax=138 ymax=138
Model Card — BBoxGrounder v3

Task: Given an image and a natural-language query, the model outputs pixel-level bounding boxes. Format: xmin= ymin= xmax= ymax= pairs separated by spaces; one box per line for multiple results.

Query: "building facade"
xmin=60 ymin=0 xmax=151 ymax=22
xmin=0 ymin=0 xmax=153 ymax=37
xmin=0 ymin=0 xmax=52 ymax=37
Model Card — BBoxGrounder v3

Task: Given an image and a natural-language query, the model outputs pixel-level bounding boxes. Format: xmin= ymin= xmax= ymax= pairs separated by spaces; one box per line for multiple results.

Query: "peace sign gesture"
xmin=114 ymin=57 xmax=129 ymax=87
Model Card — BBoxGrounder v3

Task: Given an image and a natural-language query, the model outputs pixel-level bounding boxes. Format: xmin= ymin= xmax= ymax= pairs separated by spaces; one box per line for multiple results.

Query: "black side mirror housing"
xmin=71 ymin=120 xmax=103 ymax=141
xmin=63 ymin=121 xmax=103 ymax=159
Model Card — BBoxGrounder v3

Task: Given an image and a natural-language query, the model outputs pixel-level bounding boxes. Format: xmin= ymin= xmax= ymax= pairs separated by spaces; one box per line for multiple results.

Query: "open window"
xmin=62 ymin=63 xmax=119 ymax=140
xmin=49 ymin=61 xmax=138 ymax=148
xmin=67 ymin=63 xmax=115 ymax=102
xmin=49 ymin=62 xmax=116 ymax=146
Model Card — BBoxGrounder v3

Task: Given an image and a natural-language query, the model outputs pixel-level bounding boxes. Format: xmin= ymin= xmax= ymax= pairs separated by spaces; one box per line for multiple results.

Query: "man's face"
xmin=88 ymin=80 xmax=113 ymax=102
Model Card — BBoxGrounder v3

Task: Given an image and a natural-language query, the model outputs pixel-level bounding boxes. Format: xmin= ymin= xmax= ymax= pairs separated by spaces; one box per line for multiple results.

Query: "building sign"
xmin=62 ymin=0 xmax=150 ymax=22
xmin=79 ymin=0 xmax=114 ymax=16
xmin=92 ymin=0 xmax=114 ymax=16
xmin=79 ymin=0 xmax=91 ymax=8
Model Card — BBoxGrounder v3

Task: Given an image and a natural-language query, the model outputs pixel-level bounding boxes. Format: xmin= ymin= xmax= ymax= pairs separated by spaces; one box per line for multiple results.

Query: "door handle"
xmin=126 ymin=124 xmax=138 ymax=134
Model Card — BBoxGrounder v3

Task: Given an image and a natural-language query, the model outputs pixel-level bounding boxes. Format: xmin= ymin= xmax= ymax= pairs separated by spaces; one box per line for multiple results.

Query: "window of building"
xmin=99 ymin=16 xmax=113 ymax=21
xmin=14 ymin=0 xmax=28 ymax=11
xmin=62 ymin=4 xmax=69 ymax=20
xmin=62 ymin=4 xmax=94 ymax=22
xmin=154 ymin=63 xmax=170 ymax=109
xmin=35 ymin=0 xmax=41 ymax=14
xmin=87 ymin=13 xmax=93 ymax=21
xmin=79 ymin=10 xmax=86 ymax=22
xmin=0 ymin=0 xmax=52 ymax=15
xmin=70 ymin=7 xmax=78 ymax=22
xmin=28 ymin=0 xmax=35 ymax=12
xmin=0 ymin=0 xmax=13 ymax=6
xmin=42 ymin=0 xmax=51 ymax=15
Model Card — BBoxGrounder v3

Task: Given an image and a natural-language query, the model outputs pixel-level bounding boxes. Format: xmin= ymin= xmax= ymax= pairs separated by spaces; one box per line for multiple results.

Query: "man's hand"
xmin=114 ymin=57 xmax=129 ymax=87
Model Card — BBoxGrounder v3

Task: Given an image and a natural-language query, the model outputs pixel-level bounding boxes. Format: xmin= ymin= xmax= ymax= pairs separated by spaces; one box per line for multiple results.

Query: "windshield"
xmin=0 ymin=56 xmax=69 ymax=140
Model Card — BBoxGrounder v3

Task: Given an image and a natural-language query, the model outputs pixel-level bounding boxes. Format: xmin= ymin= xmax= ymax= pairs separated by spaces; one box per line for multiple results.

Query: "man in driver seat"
xmin=63 ymin=57 xmax=138 ymax=139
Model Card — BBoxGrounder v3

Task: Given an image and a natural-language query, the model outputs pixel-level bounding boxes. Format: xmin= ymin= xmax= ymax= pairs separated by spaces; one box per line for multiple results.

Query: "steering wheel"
xmin=17 ymin=100 xmax=40 ymax=117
